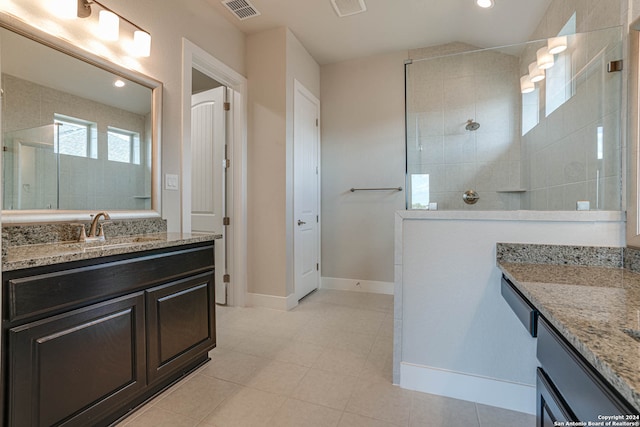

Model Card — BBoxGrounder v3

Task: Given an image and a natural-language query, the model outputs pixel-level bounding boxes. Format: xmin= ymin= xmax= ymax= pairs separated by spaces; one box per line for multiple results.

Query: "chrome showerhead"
xmin=465 ymin=119 xmax=480 ymax=131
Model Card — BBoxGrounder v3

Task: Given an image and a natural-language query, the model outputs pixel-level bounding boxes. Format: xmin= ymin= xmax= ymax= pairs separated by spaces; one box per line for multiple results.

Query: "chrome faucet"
xmin=85 ymin=211 xmax=111 ymax=242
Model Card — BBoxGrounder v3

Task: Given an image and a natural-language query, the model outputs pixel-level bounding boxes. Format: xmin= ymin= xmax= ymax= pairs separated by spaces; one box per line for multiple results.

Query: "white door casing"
xmin=293 ymin=80 xmax=321 ymax=301
xmin=191 ymin=86 xmax=226 ymax=304
xmin=182 ymin=38 xmax=248 ymax=308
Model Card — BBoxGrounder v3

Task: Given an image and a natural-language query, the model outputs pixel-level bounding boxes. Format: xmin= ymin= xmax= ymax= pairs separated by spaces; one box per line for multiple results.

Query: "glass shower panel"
xmin=3 ymin=124 xmax=58 ymax=210
xmin=405 ymin=26 xmax=623 ymax=211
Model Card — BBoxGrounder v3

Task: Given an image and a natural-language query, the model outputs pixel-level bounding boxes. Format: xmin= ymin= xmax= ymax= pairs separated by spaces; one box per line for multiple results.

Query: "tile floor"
xmin=117 ymin=289 xmax=535 ymax=426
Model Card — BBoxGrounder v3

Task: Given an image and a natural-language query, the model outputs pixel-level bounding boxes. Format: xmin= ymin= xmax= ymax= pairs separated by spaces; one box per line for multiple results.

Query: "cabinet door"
xmin=537 ymin=368 xmax=575 ymax=427
xmin=146 ymin=272 xmax=216 ymax=383
xmin=8 ymin=293 xmax=146 ymax=427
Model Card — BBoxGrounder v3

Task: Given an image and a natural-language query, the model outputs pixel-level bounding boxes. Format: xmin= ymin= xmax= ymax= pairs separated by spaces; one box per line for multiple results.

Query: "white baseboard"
xmin=321 ymin=277 xmax=394 ymax=295
xmin=400 ymin=362 xmax=536 ymax=415
xmin=246 ymin=292 xmax=298 ymax=311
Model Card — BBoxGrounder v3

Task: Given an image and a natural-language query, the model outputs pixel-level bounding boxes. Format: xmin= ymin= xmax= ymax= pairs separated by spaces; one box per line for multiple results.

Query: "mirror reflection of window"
xmin=54 ymin=115 xmax=97 ymax=159
xmin=107 ymin=127 xmax=141 ymax=164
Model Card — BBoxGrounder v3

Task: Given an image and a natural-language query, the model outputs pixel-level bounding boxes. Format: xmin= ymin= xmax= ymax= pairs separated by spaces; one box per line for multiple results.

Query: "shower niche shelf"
xmin=496 ymin=189 xmax=527 ymax=193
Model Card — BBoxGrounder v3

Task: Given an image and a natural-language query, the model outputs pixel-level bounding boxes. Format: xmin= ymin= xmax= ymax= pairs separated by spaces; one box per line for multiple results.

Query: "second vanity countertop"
xmin=3 ymin=232 xmax=221 ymax=272
xmin=498 ymin=261 xmax=640 ymax=412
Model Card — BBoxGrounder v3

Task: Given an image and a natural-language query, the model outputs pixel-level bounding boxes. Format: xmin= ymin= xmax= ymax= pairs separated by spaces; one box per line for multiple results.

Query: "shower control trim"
xmin=463 ymin=190 xmax=480 ymax=205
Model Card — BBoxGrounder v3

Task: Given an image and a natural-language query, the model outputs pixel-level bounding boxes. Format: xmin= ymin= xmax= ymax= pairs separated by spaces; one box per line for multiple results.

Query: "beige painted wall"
xmin=1 ymin=0 xmax=246 ymax=231
xmin=246 ymin=27 xmax=320 ymax=299
xmin=246 ymin=28 xmax=288 ymax=297
xmin=320 ymin=51 xmax=407 ymax=283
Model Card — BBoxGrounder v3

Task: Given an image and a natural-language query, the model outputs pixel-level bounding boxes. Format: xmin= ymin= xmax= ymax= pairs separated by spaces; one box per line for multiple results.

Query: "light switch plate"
xmin=165 ymin=174 xmax=179 ymax=191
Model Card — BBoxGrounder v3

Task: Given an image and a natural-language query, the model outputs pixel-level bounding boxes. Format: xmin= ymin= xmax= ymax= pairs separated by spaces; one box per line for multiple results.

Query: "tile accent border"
xmin=496 ymin=243 xmax=623 ymax=268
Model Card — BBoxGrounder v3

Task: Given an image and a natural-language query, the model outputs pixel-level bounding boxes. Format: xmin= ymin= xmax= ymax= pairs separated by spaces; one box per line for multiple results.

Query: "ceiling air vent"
xmin=222 ymin=0 xmax=261 ymax=21
xmin=331 ymin=0 xmax=367 ymax=17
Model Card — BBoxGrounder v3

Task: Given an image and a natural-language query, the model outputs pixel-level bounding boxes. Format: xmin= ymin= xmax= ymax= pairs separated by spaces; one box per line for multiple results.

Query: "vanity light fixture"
xmin=536 ymin=46 xmax=554 ymax=69
xmin=528 ymin=61 xmax=545 ymax=83
xmin=475 ymin=0 xmax=494 ymax=8
xmin=57 ymin=0 xmax=152 ymax=57
xmin=98 ymin=9 xmax=119 ymax=41
xmin=520 ymin=75 xmax=534 ymax=94
xmin=547 ymin=36 xmax=568 ymax=54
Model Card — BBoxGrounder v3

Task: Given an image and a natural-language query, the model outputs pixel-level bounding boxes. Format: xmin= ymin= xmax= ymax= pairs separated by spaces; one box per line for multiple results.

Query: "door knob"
xmin=297 ymin=220 xmax=306 ymax=226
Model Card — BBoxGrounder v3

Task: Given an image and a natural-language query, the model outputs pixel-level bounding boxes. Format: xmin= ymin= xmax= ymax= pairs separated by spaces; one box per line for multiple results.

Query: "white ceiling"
xmin=206 ymin=0 xmax=552 ymax=65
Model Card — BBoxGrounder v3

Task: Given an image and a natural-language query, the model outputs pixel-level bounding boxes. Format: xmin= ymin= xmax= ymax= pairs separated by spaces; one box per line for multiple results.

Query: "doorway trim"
xmin=182 ymin=38 xmax=247 ymax=307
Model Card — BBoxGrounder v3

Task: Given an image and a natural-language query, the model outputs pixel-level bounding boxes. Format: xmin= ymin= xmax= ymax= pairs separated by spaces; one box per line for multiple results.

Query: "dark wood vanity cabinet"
xmin=501 ymin=275 xmax=638 ymax=425
xmin=2 ymin=242 xmax=215 ymax=427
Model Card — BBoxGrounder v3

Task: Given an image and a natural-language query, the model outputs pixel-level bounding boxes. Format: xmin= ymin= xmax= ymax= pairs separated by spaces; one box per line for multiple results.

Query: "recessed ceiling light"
xmin=114 ymin=79 xmax=126 ymax=88
xmin=476 ymin=0 xmax=494 ymax=8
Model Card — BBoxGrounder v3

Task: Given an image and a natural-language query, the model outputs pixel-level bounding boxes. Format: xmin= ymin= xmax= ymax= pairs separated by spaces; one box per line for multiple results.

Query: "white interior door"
xmin=191 ymin=86 xmax=227 ymax=304
xmin=294 ymin=81 xmax=320 ymax=301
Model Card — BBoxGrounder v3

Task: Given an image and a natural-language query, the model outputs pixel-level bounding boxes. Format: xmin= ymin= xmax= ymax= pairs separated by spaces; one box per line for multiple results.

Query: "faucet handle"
xmin=70 ymin=223 xmax=87 ymax=242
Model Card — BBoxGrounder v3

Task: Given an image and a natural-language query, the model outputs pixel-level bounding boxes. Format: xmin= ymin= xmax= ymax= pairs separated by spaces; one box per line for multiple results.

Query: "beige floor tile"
xmin=213 ymin=327 xmax=251 ymax=352
xmin=246 ymin=360 xmax=309 ymax=396
xmin=410 ymin=392 xmax=480 ymax=427
xmin=345 ymin=378 xmax=413 ymax=426
xmin=121 ymin=407 xmax=199 ymax=427
xmin=338 ymin=412 xmax=403 ymax=427
xmin=324 ymin=308 xmax=387 ymax=335
xmin=312 ymin=347 xmax=368 ymax=377
xmin=266 ymin=398 xmax=342 ymax=427
xmin=232 ymin=333 xmax=289 ymax=359
xmin=291 ymin=368 xmax=358 ymax=410
xmin=293 ymin=323 xmax=339 ymax=347
xmin=378 ymin=314 xmax=395 ymax=337
xmin=329 ymin=330 xmax=376 ymax=355
xmin=273 ymin=340 xmax=325 ymax=367
xmin=199 ymin=350 xmax=269 ymax=385
xmin=199 ymin=387 xmax=286 ymax=427
xmin=154 ymin=374 xmax=239 ymax=420
xmin=476 ymin=403 xmax=535 ymax=427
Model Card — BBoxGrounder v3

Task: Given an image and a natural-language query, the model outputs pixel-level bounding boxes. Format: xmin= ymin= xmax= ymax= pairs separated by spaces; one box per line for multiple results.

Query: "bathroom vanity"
xmin=1 ymin=231 xmax=218 ymax=426
xmin=498 ymin=245 xmax=640 ymax=424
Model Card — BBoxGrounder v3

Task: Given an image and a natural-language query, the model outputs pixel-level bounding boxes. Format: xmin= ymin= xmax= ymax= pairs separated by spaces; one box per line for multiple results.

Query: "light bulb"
xmin=548 ymin=36 xmax=567 ymax=54
xmin=520 ymin=75 xmax=534 ymax=94
xmin=476 ymin=0 xmax=494 ymax=8
xmin=54 ymin=0 xmax=78 ymax=19
xmin=536 ymin=47 xmax=554 ymax=69
xmin=99 ymin=10 xmax=119 ymax=41
xmin=529 ymin=62 xmax=545 ymax=83
xmin=133 ymin=30 xmax=152 ymax=57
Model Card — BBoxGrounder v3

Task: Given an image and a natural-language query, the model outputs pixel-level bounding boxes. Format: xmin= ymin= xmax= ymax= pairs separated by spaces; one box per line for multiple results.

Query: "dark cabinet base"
xmin=3 ymin=242 xmax=216 ymax=427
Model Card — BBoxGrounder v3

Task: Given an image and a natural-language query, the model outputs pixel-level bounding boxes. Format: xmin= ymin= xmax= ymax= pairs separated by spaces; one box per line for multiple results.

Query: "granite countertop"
xmin=498 ymin=261 xmax=640 ymax=412
xmin=3 ymin=232 xmax=221 ymax=272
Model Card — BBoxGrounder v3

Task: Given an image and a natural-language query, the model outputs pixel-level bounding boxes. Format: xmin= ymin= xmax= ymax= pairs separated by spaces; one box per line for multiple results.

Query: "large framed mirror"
xmin=0 ymin=16 xmax=161 ymax=223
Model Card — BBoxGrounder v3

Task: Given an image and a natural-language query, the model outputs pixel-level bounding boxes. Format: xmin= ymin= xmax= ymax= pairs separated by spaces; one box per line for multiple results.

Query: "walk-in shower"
xmin=405 ymin=26 xmax=623 ymax=211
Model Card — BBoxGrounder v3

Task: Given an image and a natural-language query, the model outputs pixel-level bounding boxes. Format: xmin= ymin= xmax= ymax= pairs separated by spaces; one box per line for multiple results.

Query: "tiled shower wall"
xmin=2 ymin=73 xmax=151 ymax=210
xmin=518 ymin=31 xmax=623 ymax=210
xmin=406 ymin=43 xmax=522 ymax=210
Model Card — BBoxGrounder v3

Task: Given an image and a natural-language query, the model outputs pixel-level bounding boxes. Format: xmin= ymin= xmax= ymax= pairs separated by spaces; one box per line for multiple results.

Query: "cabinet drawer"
xmin=6 ymin=244 xmax=213 ymax=325
xmin=537 ymin=317 xmax=635 ymax=420
xmin=501 ymin=276 xmax=537 ymax=337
